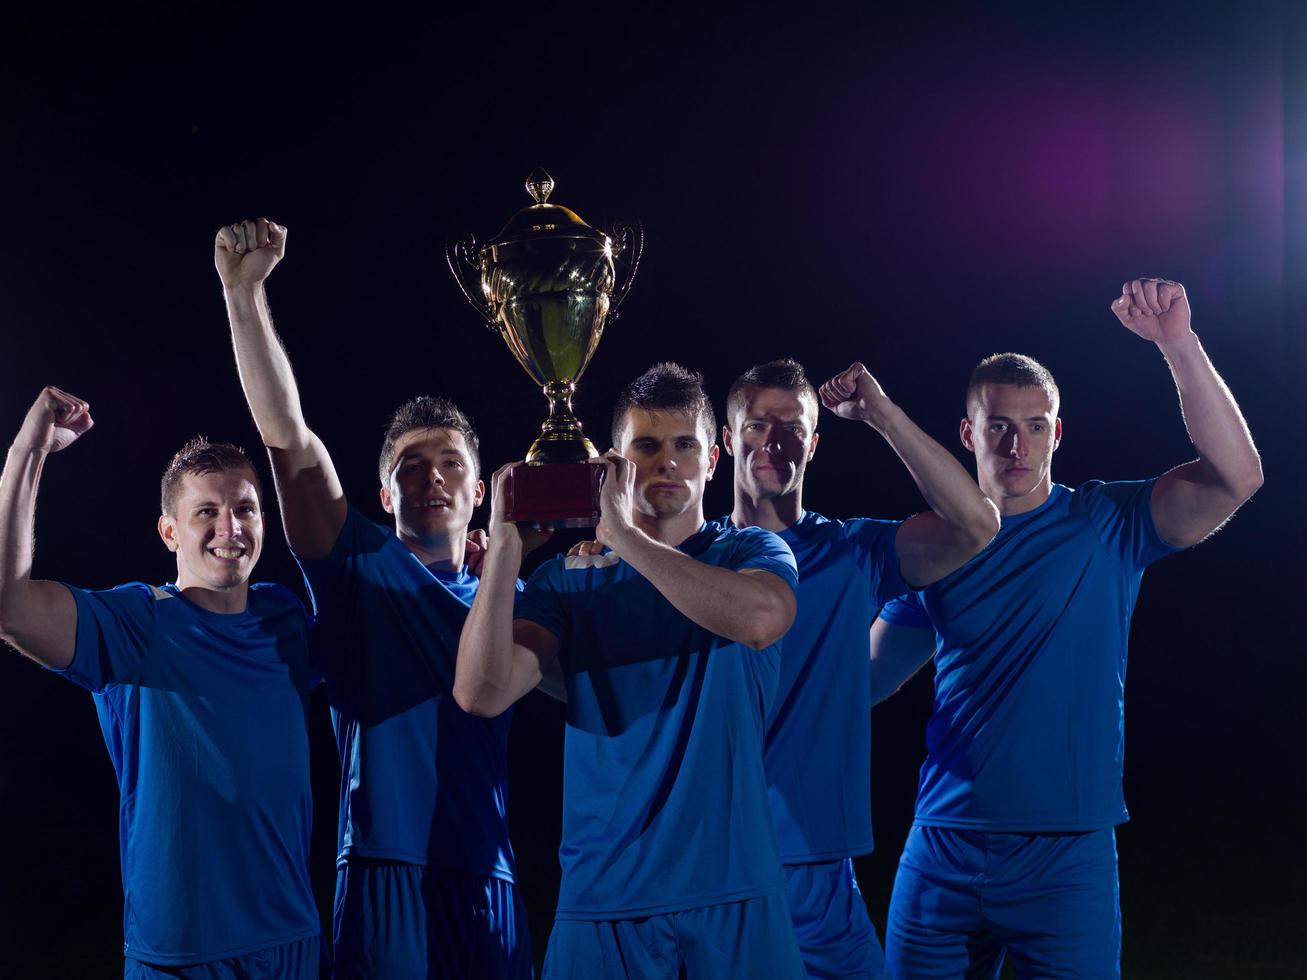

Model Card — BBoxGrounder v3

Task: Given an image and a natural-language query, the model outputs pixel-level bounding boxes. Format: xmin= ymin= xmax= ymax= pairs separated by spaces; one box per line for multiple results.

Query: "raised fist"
xmin=16 ymin=387 xmax=94 ymax=454
xmin=1111 ymin=278 xmax=1192 ymax=343
xmin=215 ymin=218 xmax=287 ymax=289
xmin=818 ymin=362 xmax=890 ymax=424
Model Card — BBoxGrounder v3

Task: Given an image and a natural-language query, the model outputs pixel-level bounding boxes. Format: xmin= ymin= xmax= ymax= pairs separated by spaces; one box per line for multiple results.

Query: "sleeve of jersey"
xmin=878 ymin=591 xmax=933 ymax=629
xmin=730 ymin=525 xmax=799 ymax=594
xmin=1077 ymin=479 xmax=1182 ymax=569
xmin=513 ymin=559 xmax=570 ymax=648
xmin=843 ymin=517 xmax=909 ymax=607
xmin=292 ymin=505 xmax=384 ymax=616
xmin=54 ymin=583 xmax=159 ymax=693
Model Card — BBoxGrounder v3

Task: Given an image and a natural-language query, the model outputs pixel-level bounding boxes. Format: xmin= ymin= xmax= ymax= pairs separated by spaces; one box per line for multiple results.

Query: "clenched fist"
xmin=16 ymin=387 xmax=93 ymax=455
xmin=818 ymin=362 xmax=892 ymax=425
xmin=1111 ymin=278 xmax=1192 ymax=344
xmin=215 ymin=218 xmax=287 ymax=290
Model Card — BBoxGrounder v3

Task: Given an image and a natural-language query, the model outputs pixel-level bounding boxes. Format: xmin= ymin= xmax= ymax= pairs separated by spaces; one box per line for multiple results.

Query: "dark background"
xmin=2 ymin=3 xmax=1303 ymax=977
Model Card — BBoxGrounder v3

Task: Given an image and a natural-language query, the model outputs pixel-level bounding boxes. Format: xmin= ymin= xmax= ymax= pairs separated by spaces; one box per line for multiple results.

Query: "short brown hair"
xmin=966 ymin=353 xmax=1060 ymax=415
xmin=160 ymin=438 xmax=261 ymax=515
xmin=612 ymin=362 xmax=716 ymax=446
xmin=725 ymin=358 xmax=819 ymax=428
xmin=378 ymin=396 xmax=481 ymax=484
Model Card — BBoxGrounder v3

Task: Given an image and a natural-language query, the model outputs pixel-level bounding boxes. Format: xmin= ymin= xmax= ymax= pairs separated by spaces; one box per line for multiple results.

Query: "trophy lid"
xmin=489 ymin=169 xmax=611 ymax=246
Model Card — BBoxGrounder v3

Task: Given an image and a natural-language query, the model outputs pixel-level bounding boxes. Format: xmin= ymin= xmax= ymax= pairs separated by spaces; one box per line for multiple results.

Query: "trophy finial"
xmin=526 ymin=168 xmax=554 ymax=205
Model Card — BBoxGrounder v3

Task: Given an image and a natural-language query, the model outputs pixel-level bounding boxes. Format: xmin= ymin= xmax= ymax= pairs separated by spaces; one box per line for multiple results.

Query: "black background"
xmin=1 ymin=3 xmax=1303 ymax=976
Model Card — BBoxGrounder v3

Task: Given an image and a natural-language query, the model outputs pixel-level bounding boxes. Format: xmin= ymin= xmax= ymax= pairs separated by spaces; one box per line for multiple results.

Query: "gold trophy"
xmin=447 ymin=169 xmax=641 ymax=526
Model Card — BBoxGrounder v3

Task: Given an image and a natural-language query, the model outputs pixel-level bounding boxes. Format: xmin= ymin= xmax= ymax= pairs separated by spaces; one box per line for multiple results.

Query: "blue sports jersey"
xmin=879 ymin=481 xmax=1179 ymax=831
xmin=56 ymin=582 xmax=320 ymax=965
xmin=296 ymin=506 xmax=519 ymax=881
xmin=515 ymin=521 xmax=799 ymax=920
xmin=736 ymin=511 xmax=904 ymax=863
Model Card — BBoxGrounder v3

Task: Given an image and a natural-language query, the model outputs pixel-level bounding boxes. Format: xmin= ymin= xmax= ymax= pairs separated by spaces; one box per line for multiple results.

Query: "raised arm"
xmin=215 ymin=218 xmax=346 ymax=559
xmin=819 ymin=363 xmax=1000 ymax=588
xmin=869 ymin=617 xmax=937 ymax=705
xmin=1111 ymin=279 xmax=1263 ymax=548
xmin=594 ymin=452 xmax=796 ymax=649
xmin=454 ymin=464 xmax=561 ymax=717
xmin=0 ymin=388 xmax=93 ymax=668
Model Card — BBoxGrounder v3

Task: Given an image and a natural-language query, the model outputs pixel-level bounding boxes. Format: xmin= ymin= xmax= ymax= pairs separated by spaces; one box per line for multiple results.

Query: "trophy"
xmin=447 ymin=169 xmax=641 ymax=527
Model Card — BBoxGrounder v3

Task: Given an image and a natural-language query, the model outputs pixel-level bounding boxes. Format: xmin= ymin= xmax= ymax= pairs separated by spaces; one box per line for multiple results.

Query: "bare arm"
xmin=870 ymin=617 xmax=936 ymax=705
xmin=0 ymin=388 xmax=93 ymax=668
xmin=820 ymin=363 xmax=1000 ymax=588
xmin=594 ymin=452 xmax=796 ymax=649
xmin=1112 ymin=279 xmax=1263 ymax=548
xmin=454 ymin=464 xmax=561 ymax=717
xmin=216 ymin=219 xmax=346 ymax=559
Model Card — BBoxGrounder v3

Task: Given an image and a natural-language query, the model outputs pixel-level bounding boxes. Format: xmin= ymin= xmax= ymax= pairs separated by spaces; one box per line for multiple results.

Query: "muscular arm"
xmin=869 ymin=618 xmax=936 ymax=705
xmin=596 ymin=450 xmax=795 ymax=649
xmin=0 ymin=389 xmax=92 ymax=668
xmin=820 ymin=364 xmax=999 ymax=589
xmin=217 ymin=219 xmax=346 ymax=559
xmin=454 ymin=466 xmax=561 ymax=717
xmin=1113 ymin=280 xmax=1263 ymax=548
xmin=608 ymin=531 xmax=795 ymax=649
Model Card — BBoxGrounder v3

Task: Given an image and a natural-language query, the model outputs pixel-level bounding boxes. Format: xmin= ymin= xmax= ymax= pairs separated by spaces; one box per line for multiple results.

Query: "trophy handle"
xmin=446 ymin=237 xmax=498 ymax=331
xmin=608 ymin=220 xmax=643 ymax=316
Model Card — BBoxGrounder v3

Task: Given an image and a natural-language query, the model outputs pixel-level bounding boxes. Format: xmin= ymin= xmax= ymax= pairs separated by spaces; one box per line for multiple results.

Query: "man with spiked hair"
xmin=216 ymin=218 xmax=535 ymax=978
xmin=873 ymin=279 xmax=1263 ymax=977
xmin=457 ymin=362 xmax=808 ymax=977
xmin=0 ymin=391 xmax=324 ymax=976
xmin=712 ymin=356 xmax=1001 ymax=978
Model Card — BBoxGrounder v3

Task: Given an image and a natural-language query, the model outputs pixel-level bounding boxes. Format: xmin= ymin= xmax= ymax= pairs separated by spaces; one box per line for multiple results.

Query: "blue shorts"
xmin=885 ymin=825 xmax=1120 ymax=979
xmin=333 ymin=859 xmax=532 ymax=979
xmin=784 ymin=859 xmax=889 ymax=979
xmin=543 ymin=890 xmax=804 ymax=979
xmin=124 ymin=934 xmax=326 ymax=979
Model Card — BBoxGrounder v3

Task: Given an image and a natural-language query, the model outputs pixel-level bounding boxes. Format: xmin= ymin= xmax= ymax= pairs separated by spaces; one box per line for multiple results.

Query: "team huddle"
xmin=0 ymin=217 xmax=1262 ymax=980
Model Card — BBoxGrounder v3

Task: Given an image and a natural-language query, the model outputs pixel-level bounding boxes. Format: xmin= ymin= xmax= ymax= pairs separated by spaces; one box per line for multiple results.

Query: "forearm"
xmin=866 ymin=402 xmax=998 ymax=545
xmin=224 ymin=284 xmax=311 ymax=449
xmin=0 ymin=445 xmax=44 ymax=629
xmin=0 ymin=445 xmax=75 ymax=666
xmin=869 ymin=621 xmax=936 ymax=705
xmin=1158 ymin=332 xmax=1263 ymax=494
xmin=615 ymin=530 xmax=794 ymax=649
xmin=454 ymin=540 xmax=536 ymax=716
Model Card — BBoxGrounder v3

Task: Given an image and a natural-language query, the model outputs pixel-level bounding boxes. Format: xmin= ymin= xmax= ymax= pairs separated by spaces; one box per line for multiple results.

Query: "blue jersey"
xmin=879 ymin=481 xmax=1179 ymax=831
xmin=55 ymin=582 xmax=320 ymax=965
xmin=742 ymin=511 xmax=905 ymax=864
xmin=295 ymin=506 xmax=518 ymax=881
xmin=515 ymin=521 xmax=799 ymax=919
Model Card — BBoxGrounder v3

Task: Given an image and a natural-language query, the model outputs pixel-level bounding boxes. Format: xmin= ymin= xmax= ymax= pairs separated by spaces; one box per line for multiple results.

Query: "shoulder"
xmin=247 ymin=582 xmax=310 ymax=616
xmin=71 ymin=581 xmax=168 ymax=610
xmin=1067 ymin=479 xmax=1156 ymax=517
xmin=304 ymin=504 xmax=390 ymax=563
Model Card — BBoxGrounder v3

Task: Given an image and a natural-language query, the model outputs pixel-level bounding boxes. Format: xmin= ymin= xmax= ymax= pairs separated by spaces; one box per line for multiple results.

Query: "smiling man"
xmin=0 ymin=388 xmax=323 ymax=977
xmin=216 ymin=218 xmax=534 ymax=978
xmin=872 ymin=279 xmax=1264 ymax=978
xmin=719 ymin=357 xmax=999 ymax=979
xmin=456 ymin=363 xmax=806 ymax=978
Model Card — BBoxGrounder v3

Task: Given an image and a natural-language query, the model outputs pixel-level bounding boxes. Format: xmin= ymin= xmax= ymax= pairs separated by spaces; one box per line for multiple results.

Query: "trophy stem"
xmin=526 ymin=381 xmax=597 ymax=465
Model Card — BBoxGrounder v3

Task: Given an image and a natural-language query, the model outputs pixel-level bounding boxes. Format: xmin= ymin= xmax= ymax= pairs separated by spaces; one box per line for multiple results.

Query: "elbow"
xmin=452 ymin=674 xmax=509 ymax=718
xmin=966 ymin=500 xmax=1002 ymax=553
xmin=743 ymin=593 xmax=797 ymax=650
xmin=0 ymin=598 xmax=18 ymax=648
xmin=1238 ymin=456 xmax=1265 ymax=499
xmin=257 ymin=418 xmax=311 ymax=451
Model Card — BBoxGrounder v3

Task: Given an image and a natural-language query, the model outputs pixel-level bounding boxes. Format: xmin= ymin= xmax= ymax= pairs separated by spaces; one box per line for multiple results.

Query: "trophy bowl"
xmin=448 ymin=169 xmax=641 ymax=526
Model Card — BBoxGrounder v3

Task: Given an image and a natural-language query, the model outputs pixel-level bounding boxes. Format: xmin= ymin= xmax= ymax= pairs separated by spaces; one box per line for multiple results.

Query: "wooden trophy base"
xmin=504 ymin=461 xmax=604 ymax=528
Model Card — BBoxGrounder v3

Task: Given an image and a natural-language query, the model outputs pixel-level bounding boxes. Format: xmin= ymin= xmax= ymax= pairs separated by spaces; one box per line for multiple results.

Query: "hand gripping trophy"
xmin=447 ymin=169 xmax=641 ymax=526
